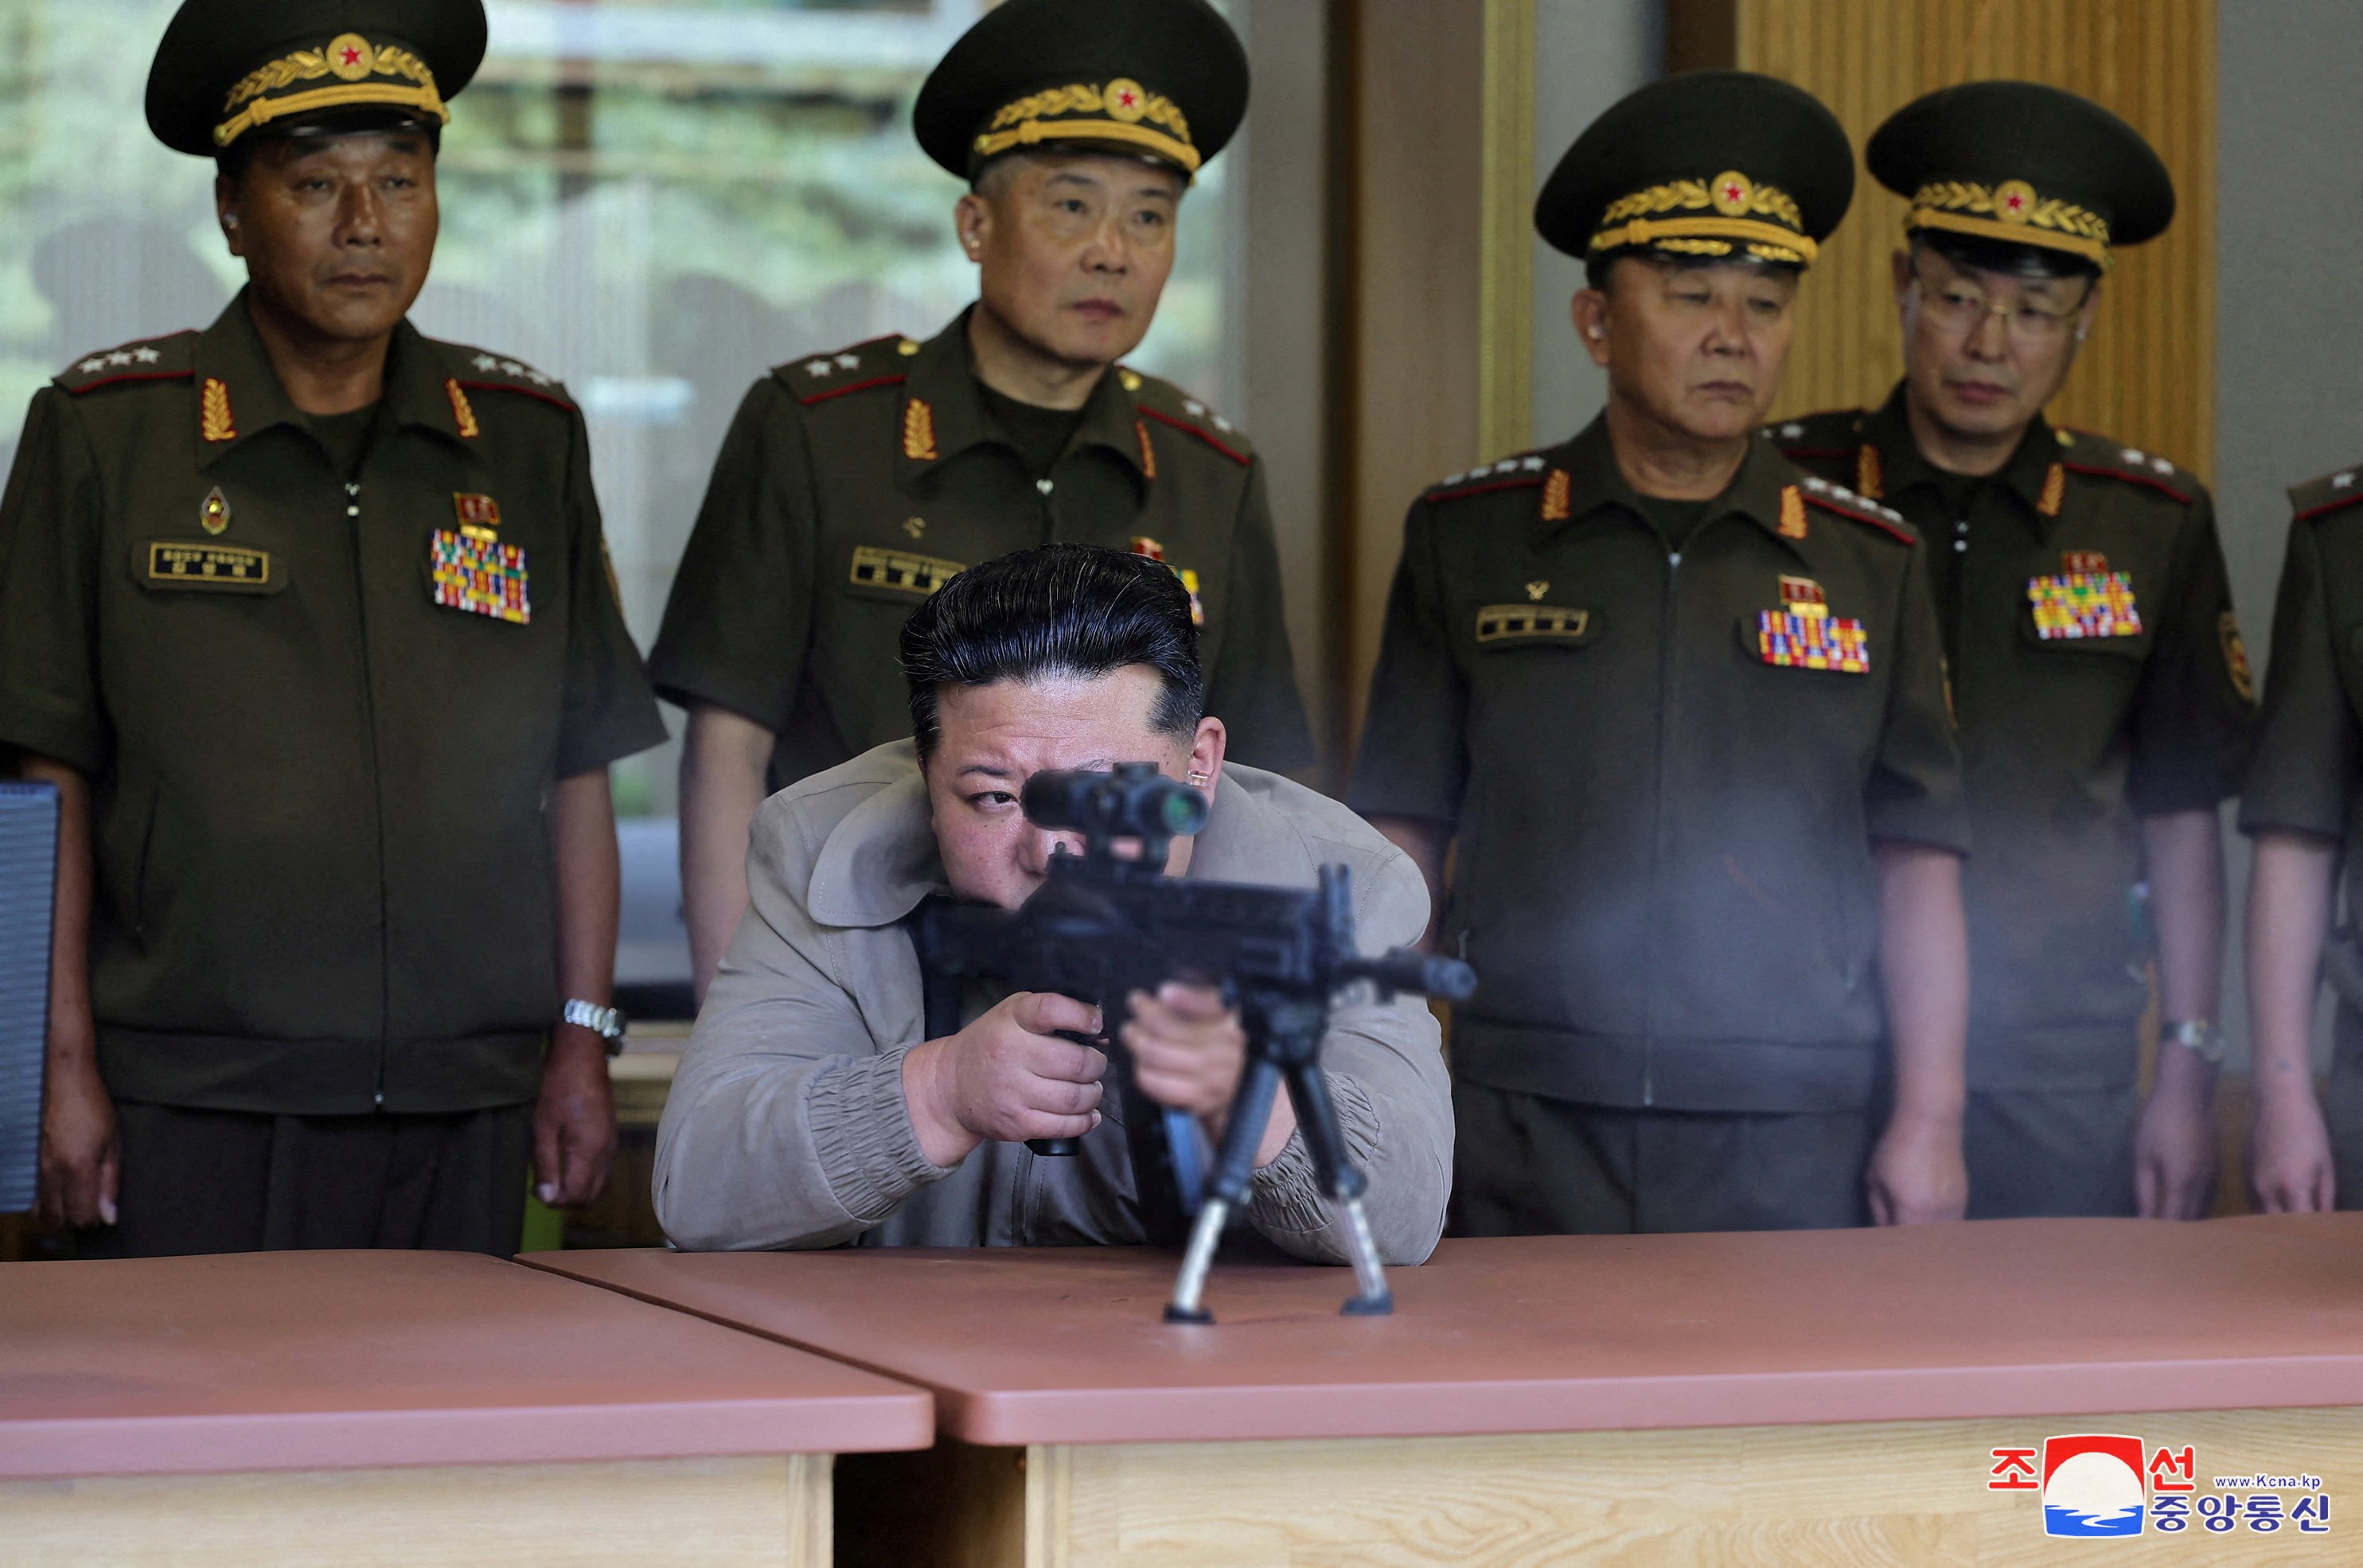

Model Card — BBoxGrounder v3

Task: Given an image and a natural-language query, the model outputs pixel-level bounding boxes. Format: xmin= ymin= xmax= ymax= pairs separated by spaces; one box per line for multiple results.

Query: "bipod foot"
xmin=1340 ymin=1289 xmax=1394 ymax=1316
xmin=1163 ymin=1196 xmax=1231 ymax=1326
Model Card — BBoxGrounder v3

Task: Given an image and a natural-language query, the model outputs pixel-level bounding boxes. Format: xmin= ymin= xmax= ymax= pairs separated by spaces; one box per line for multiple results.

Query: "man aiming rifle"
xmin=653 ymin=545 xmax=1453 ymax=1270
xmin=917 ymin=763 xmax=1473 ymax=1319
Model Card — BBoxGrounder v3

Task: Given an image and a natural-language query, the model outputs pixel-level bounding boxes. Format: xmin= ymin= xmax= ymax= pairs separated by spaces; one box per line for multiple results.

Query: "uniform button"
xmin=1955 ymin=520 xmax=1968 ymax=533
xmin=1036 ymin=478 xmax=1054 ymax=495
xmin=1953 ymin=540 xmax=1967 ymax=552
xmin=346 ymin=505 xmax=360 ymax=517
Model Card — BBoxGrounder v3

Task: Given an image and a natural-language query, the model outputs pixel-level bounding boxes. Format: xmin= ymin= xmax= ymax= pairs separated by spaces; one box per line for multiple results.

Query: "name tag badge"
xmin=848 ymin=544 xmax=963 ymax=596
xmin=430 ymin=529 xmax=530 ymax=623
xmin=1475 ymin=603 xmax=1593 ymax=645
xmin=143 ymin=540 xmax=275 ymax=592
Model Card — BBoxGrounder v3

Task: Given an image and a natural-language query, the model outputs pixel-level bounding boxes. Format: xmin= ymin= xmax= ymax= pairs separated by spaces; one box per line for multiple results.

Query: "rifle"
xmin=912 ymin=763 xmax=1475 ymax=1323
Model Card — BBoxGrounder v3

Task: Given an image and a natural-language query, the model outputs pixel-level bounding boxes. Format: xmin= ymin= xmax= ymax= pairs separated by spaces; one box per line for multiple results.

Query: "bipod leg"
xmin=1283 ymin=1059 xmax=1393 ymax=1316
xmin=1164 ymin=1053 xmax=1282 ymax=1324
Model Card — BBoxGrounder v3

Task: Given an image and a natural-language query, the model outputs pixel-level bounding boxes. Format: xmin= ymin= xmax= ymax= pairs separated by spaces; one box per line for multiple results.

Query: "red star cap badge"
xmin=340 ymin=44 xmax=363 ymax=66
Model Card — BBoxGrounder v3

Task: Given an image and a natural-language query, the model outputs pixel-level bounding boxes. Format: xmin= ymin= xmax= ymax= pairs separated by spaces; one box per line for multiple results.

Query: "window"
xmin=0 ymin=0 xmax=1243 ymax=820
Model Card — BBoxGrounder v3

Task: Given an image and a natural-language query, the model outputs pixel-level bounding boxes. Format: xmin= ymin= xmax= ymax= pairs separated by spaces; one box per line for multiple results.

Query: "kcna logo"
xmin=1989 ymin=1434 xmax=2181 ymax=1539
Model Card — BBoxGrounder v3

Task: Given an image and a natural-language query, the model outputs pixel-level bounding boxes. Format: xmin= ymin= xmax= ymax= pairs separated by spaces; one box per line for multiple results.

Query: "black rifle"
xmin=912 ymin=763 xmax=1475 ymax=1323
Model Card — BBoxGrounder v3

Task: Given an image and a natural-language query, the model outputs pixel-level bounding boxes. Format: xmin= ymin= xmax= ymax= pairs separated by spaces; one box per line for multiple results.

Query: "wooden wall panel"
xmin=1336 ymin=0 xmax=1486 ymax=748
xmin=1733 ymin=0 xmax=2217 ymax=477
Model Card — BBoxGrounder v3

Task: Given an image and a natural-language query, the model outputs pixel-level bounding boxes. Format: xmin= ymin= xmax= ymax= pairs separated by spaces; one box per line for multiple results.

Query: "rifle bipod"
xmin=1163 ymin=1009 xmax=1392 ymax=1324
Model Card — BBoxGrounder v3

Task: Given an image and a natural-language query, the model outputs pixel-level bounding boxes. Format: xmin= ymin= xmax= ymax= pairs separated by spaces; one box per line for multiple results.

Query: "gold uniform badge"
xmin=2221 ymin=612 xmax=2255 ymax=703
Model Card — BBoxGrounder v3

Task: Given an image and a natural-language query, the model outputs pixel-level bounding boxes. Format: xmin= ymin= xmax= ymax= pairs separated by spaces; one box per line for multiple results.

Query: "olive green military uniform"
xmin=0 ymin=294 xmax=666 ymax=1255
xmin=2243 ymin=465 xmax=2363 ymax=1207
xmin=1350 ymin=418 xmax=1968 ymax=1234
xmin=1779 ymin=396 xmax=2253 ymax=1218
xmin=649 ymin=311 xmax=1312 ymax=785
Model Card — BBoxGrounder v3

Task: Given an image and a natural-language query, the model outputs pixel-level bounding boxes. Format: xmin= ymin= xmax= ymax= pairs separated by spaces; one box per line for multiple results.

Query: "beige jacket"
xmin=653 ymin=742 xmax=1452 ymax=1262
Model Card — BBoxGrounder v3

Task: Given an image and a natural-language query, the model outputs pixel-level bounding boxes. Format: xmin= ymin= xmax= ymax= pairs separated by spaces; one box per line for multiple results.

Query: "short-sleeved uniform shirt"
xmin=647 ymin=310 xmax=1314 ymax=786
xmin=1780 ymin=391 xmax=2254 ymax=1090
xmin=0 ymin=294 xmax=667 ymax=1115
xmin=1349 ymin=416 xmax=1968 ymax=1114
xmin=2244 ymin=464 xmax=2363 ymax=923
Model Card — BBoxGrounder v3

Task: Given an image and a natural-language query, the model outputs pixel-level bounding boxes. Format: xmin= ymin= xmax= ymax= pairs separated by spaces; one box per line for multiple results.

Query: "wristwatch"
xmin=563 ymin=998 xmax=628 ymax=1057
xmin=2161 ymin=1018 xmax=2227 ymax=1067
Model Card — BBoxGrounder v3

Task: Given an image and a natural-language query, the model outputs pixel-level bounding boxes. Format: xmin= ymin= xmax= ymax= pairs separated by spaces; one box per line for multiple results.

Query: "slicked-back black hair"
xmin=899 ymin=543 xmax=1204 ymax=762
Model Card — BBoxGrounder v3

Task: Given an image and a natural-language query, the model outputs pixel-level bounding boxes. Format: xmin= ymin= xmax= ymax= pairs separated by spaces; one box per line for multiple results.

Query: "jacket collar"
xmin=1538 ymin=413 xmax=1808 ymax=562
xmin=898 ymin=306 xmax=1152 ymax=488
xmin=192 ymin=290 xmax=474 ymax=469
xmin=806 ymin=747 xmax=1311 ymax=930
xmin=1861 ymin=381 xmax=2062 ymax=525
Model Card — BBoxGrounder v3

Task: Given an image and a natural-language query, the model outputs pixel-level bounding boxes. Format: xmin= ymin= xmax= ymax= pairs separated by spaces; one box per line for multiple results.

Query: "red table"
xmin=1 ymin=1250 xmax=931 ymax=1567
xmin=532 ymin=1216 xmax=2363 ymax=1566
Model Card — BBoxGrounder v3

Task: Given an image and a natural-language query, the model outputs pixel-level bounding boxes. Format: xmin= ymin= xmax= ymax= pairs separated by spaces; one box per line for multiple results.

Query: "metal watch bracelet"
xmin=562 ymin=997 xmax=627 ymax=1057
xmin=2160 ymin=1018 xmax=2226 ymax=1067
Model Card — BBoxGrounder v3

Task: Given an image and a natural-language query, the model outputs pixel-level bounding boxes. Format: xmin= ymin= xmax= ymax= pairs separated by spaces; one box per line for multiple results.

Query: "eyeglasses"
xmin=1908 ymin=267 xmax=2088 ymax=346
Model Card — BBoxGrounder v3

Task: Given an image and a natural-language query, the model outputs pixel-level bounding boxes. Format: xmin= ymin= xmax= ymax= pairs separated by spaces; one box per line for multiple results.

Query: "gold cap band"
xmin=1589 ymin=214 xmax=1819 ymax=264
xmin=973 ymin=117 xmax=1199 ymax=174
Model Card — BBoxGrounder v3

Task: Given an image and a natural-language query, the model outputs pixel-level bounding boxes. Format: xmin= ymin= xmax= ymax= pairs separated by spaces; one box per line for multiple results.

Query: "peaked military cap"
xmin=1535 ymin=70 xmax=1854 ymax=267
xmin=1867 ymin=81 xmax=2174 ymax=270
xmin=911 ymin=0 xmax=1248 ymax=183
xmin=146 ymin=0 xmax=488 ymax=157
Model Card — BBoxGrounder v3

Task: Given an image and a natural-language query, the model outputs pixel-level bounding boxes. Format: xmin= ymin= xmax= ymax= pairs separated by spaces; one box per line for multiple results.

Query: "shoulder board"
xmin=444 ymin=343 xmax=575 ymax=411
xmin=1764 ymin=408 xmax=1866 ymax=462
xmin=1422 ymin=451 xmax=1554 ymax=503
xmin=1792 ymin=475 xmax=1917 ymax=544
xmin=778 ymin=334 xmax=918 ymax=405
xmin=1120 ymin=368 xmax=1253 ymax=466
xmin=2291 ymin=462 xmax=2363 ymax=524
xmin=2053 ymin=427 xmax=2194 ymax=505
xmin=55 ymin=330 xmax=197 ymax=393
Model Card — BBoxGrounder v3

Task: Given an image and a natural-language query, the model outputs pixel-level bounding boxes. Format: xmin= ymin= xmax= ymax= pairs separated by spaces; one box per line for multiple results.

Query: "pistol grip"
xmin=1026 ymin=1137 xmax=1082 ymax=1156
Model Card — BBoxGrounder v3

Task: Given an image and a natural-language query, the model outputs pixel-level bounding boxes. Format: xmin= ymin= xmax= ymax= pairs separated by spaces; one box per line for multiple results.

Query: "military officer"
xmin=1775 ymin=84 xmax=2252 ymax=1221
xmin=2243 ymin=468 xmax=2363 ymax=1214
xmin=650 ymin=0 xmax=1314 ymax=1005
xmin=1351 ymin=72 xmax=1972 ymax=1235
xmin=0 ymin=0 xmax=666 ymax=1256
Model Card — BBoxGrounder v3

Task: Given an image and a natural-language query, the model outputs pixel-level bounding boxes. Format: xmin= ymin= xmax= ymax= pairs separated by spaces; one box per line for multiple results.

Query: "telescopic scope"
xmin=1021 ymin=763 xmax=1209 ymax=842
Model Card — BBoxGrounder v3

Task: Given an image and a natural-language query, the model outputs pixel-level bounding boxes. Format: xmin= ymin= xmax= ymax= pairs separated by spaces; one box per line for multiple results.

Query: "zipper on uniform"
xmin=343 ymin=476 xmax=395 ymax=1111
xmin=1642 ymin=546 xmax=1683 ymax=1109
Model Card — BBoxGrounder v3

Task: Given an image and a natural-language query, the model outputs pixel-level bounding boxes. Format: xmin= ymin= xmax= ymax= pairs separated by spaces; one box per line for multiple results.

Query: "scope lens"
xmin=1160 ymin=788 xmax=1207 ymax=834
